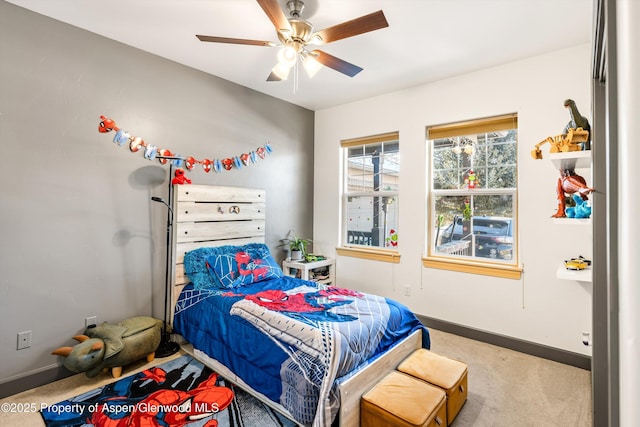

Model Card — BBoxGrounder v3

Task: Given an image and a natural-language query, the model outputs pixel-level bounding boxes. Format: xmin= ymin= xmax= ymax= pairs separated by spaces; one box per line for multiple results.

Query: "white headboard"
xmin=171 ymin=184 xmax=266 ymax=319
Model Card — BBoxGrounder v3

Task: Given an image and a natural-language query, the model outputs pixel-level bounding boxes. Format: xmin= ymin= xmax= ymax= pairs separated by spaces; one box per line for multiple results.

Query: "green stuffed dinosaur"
xmin=52 ymin=316 xmax=163 ymax=378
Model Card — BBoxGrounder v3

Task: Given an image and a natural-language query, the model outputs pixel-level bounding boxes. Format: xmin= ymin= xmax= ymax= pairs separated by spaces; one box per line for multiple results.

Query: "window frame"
xmin=424 ymin=114 xmax=522 ymax=279
xmin=339 ymin=131 xmax=401 ymax=263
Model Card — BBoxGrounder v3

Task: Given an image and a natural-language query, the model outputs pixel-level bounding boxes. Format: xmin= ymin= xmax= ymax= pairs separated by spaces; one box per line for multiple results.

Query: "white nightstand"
xmin=282 ymin=258 xmax=335 ymax=285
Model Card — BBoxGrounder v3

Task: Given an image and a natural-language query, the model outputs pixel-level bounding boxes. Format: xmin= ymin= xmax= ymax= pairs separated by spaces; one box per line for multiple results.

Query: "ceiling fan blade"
xmin=311 ymin=50 xmax=363 ymax=77
xmin=196 ymin=35 xmax=276 ymax=47
xmin=256 ymin=0 xmax=292 ymax=33
xmin=313 ymin=10 xmax=388 ymax=44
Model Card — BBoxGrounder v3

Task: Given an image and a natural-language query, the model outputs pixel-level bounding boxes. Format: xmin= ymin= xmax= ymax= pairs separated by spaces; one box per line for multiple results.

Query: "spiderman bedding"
xmin=173 ymin=275 xmax=429 ymax=427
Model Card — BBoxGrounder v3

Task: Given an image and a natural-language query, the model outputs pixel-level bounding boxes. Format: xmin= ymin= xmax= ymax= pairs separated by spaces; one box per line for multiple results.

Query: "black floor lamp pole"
xmin=151 ymin=164 xmax=180 ymax=358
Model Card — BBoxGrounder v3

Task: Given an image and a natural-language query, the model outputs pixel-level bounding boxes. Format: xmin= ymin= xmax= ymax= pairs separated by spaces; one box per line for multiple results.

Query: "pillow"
xmin=184 ymin=245 xmax=243 ymax=290
xmin=206 ymin=243 xmax=283 ymax=289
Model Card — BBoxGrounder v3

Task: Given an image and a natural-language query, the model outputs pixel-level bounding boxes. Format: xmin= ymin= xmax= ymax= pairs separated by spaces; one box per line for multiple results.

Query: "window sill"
xmin=336 ymin=247 xmax=401 ymax=263
xmin=422 ymin=257 xmax=522 ymax=279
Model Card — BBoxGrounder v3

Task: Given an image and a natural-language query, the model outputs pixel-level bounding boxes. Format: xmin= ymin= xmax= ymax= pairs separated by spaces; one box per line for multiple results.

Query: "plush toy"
xmin=52 ymin=316 xmax=163 ymax=378
xmin=552 ymin=169 xmax=594 ymax=218
xmin=565 ymin=193 xmax=592 ymax=218
xmin=385 ymin=229 xmax=398 ymax=247
xmin=465 ymin=170 xmax=478 ymax=189
xmin=172 ymin=168 xmax=191 ymax=185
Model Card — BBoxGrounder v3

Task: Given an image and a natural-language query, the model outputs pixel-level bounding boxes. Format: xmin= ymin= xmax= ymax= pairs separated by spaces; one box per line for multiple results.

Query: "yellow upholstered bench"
xmin=361 ymin=370 xmax=446 ymax=427
xmin=397 ymin=349 xmax=468 ymax=426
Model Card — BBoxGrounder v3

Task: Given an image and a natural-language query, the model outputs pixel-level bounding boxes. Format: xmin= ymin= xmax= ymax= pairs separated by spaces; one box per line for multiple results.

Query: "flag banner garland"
xmin=98 ymin=115 xmax=272 ymax=173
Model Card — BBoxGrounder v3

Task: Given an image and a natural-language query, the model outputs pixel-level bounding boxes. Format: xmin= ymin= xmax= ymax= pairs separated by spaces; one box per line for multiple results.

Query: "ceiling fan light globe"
xmin=308 ymin=34 xmax=323 ymax=45
xmin=277 ymin=46 xmax=297 ymax=67
xmin=272 ymin=62 xmax=291 ymax=80
xmin=303 ymin=55 xmax=322 ymax=78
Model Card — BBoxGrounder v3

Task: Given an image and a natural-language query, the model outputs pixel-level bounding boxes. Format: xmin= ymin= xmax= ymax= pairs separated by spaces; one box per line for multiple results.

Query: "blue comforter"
xmin=173 ymin=276 xmax=428 ymax=426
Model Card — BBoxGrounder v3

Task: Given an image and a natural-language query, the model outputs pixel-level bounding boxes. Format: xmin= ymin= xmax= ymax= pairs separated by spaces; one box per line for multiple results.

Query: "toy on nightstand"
xmin=52 ymin=316 xmax=163 ymax=378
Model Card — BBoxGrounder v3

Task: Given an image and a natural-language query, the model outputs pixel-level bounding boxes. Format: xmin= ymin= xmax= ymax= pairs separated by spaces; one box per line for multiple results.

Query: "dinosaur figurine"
xmin=52 ymin=316 xmax=163 ymax=378
xmin=563 ymin=99 xmax=591 ymax=150
xmin=565 ymin=193 xmax=592 ymax=219
xmin=552 ymin=169 xmax=594 ymax=218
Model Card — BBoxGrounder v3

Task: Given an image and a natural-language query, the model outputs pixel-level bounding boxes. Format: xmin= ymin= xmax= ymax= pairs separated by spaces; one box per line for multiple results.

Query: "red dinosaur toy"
xmin=552 ymin=169 xmax=594 ymax=218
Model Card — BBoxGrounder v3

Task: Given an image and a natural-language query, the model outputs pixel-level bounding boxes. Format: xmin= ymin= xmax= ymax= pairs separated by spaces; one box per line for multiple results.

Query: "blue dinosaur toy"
xmin=565 ymin=193 xmax=592 ymax=218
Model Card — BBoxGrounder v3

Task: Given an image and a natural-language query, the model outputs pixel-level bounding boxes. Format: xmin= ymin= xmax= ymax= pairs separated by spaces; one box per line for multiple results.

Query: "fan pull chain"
xmin=293 ymin=58 xmax=299 ymax=94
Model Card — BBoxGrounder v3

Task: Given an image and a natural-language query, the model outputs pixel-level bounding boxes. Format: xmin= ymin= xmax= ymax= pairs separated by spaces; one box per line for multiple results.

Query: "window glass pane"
xmin=380 ymin=149 xmax=400 ymax=191
xmin=433 ymin=195 xmax=514 ymax=261
xmin=346 ymin=195 xmax=399 ymax=248
xmin=347 ymin=146 xmax=373 ymax=192
xmin=347 ymin=142 xmax=399 ymax=192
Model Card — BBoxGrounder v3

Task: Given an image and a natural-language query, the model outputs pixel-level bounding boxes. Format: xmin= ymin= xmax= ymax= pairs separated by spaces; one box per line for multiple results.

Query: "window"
xmin=339 ymin=132 xmax=400 ymax=262
xmin=425 ymin=114 xmax=521 ymax=278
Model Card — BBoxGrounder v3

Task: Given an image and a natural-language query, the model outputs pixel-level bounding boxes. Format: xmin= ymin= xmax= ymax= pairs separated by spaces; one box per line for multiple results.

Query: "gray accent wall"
xmin=0 ymin=1 xmax=314 ymax=385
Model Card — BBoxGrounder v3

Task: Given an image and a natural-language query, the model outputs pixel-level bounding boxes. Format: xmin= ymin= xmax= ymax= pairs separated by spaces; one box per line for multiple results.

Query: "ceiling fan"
xmin=196 ymin=0 xmax=389 ymax=81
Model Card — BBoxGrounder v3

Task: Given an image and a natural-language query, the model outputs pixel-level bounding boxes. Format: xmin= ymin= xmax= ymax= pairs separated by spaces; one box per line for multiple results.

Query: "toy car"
xmin=564 ymin=256 xmax=591 ymax=270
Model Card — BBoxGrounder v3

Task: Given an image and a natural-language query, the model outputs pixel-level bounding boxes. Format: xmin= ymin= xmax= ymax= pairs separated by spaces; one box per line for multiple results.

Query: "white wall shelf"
xmin=548 ymin=151 xmax=591 ymax=170
xmin=552 ymin=217 xmax=591 ymax=225
xmin=556 ymin=263 xmax=592 ymax=282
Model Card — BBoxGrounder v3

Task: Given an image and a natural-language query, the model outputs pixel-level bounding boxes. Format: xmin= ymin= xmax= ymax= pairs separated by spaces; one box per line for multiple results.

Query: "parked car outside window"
xmin=440 ymin=216 xmax=513 ymax=260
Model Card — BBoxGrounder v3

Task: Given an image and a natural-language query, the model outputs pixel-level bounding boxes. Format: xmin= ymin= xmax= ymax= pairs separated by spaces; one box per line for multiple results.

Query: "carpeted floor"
xmin=429 ymin=329 xmax=592 ymax=426
xmin=0 ymin=329 xmax=592 ymax=426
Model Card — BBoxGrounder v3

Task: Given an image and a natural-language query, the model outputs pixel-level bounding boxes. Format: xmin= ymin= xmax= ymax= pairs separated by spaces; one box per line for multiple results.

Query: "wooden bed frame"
xmin=169 ymin=184 xmax=422 ymax=426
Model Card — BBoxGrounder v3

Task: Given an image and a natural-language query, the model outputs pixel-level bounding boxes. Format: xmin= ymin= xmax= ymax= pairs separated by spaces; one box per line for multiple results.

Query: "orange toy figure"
xmin=552 ymin=169 xmax=594 ymax=218
xmin=99 ymin=115 xmax=119 ymax=133
xmin=172 ymin=168 xmax=192 ymax=185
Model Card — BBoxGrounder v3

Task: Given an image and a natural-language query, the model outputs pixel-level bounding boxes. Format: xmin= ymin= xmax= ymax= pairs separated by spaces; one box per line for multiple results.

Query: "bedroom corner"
xmin=0 ymin=2 xmax=314 ymax=395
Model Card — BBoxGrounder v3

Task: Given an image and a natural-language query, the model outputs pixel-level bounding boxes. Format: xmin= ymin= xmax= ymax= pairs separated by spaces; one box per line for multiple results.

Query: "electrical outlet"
xmin=582 ymin=332 xmax=592 ymax=346
xmin=17 ymin=331 xmax=32 ymax=350
xmin=85 ymin=316 xmax=97 ymax=328
xmin=404 ymin=285 xmax=411 ymax=296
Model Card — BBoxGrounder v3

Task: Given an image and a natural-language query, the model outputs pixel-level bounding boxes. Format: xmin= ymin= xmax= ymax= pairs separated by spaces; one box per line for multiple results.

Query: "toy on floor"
xmin=52 ymin=316 xmax=163 ymax=378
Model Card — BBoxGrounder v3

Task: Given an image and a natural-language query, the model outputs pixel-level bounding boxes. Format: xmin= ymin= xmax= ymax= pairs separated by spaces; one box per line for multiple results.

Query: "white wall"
xmin=314 ymin=44 xmax=593 ymax=355
xmin=0 ymin=2 xmax=314 ymax=385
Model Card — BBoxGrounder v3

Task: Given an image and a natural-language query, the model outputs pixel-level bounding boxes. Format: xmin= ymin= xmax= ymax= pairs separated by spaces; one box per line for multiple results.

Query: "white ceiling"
xmin=7 ymin=0 xmax=593 ymax=111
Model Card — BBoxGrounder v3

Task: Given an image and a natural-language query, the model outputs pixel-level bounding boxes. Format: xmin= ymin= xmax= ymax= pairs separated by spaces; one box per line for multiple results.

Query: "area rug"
xmin=40 ymin=355 xmax=296 ymax=427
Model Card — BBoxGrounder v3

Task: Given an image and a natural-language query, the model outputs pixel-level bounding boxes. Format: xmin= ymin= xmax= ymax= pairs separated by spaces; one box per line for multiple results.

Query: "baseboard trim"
xmin=418 ymin=315 xmax=592 ymax=371
xmin=0 ymin=366 xmax=75 ymax=399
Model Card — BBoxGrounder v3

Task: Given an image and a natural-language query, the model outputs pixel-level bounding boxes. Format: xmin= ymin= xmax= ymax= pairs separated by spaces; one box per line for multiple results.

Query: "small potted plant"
xmin=278 ymin=231 xmax=312 ymax=261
